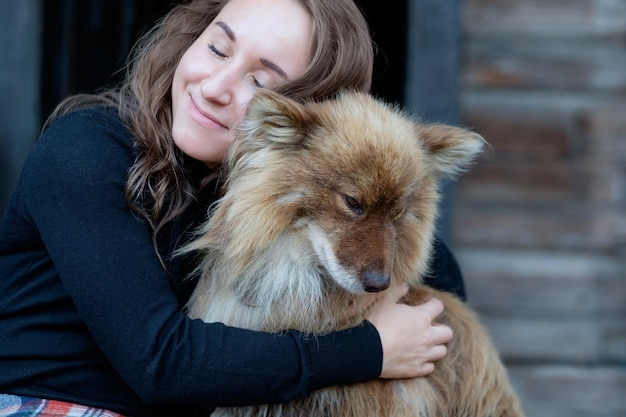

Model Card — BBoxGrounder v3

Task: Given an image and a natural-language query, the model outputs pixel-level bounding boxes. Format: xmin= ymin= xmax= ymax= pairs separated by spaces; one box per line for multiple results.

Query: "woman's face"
xmin=171 ymin=0 xmax=312 ymax=164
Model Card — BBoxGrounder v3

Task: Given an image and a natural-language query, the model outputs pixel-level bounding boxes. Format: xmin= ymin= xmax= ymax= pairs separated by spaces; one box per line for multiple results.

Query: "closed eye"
xmin=208 ymin=43 xmax=227 ymax=58
xmin=251 ymin=76 xmax=264 ymax=88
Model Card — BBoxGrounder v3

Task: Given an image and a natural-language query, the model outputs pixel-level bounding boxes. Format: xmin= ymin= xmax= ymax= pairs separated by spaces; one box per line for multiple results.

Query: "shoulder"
xmin=18 ymin=107 xmax=136 ymax=204
xmin=424 ymin=239 xmax=466 ymax=300
xmin=30 ymin=107 xmax=135 ymax=178
xmin=40 ymin=106 xmax=133 ymax=156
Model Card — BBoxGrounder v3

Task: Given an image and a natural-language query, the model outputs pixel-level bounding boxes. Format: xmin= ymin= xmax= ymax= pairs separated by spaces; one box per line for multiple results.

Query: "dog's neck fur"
xmin=186 ymin=221 xmax=391 ymax=334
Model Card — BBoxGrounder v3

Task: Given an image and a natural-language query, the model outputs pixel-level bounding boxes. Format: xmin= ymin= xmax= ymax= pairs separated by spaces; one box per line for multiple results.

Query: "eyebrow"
xmin=215 ymin=21 xmax=289 ymax=80
xmin=215 ymin=21 xmax=235 ymax=41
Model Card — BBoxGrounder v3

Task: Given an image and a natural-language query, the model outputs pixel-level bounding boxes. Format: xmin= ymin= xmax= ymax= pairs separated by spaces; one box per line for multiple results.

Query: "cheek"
xmin=172 ymin=41 xmax=205 ymax=93
xmin=235 ymin=91 xmax=256 ymax=123
xmin=171 ymin=58 xmax=190 ymax=114
xmin=219 ymin=131 xmax=238 ymax=152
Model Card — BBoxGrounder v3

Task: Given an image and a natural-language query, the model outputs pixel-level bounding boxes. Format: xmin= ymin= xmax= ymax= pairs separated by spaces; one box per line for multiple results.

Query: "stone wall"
xmin=455 ymin=1 xmax=626 ymax=416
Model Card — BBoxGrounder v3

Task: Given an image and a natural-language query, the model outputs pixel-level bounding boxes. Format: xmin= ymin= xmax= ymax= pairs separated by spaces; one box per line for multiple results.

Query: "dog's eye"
xmin=342 ymin=194 xmax=364 ymax=215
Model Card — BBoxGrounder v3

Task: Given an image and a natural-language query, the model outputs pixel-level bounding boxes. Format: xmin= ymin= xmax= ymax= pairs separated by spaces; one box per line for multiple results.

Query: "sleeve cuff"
xmin=302 ymin=320 xmax=383 ymax=392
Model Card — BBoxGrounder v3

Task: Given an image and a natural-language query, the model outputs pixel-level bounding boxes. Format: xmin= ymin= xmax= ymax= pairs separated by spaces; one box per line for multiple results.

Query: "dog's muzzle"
xmin=362 ymin=271 xmax=391 ymax=292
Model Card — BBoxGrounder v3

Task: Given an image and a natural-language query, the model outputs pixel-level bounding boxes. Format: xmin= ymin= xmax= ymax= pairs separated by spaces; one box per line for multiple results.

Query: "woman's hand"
xmin=367 ymin=283 xmax=453 ymax=379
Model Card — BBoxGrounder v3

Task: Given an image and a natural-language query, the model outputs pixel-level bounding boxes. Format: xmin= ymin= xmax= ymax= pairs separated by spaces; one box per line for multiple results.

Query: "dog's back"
xmin=185 ymin=90 xmax=524 ymax=417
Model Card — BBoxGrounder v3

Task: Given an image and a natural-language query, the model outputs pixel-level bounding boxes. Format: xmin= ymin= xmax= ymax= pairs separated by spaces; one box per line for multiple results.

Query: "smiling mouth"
xmin=189 ymin=96 xmax=229 ymax=130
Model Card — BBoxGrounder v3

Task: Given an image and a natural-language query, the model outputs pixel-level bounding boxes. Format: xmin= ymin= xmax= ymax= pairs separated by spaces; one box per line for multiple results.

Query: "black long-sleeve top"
xmin=0 ymin=107 xmax=465 ymax=417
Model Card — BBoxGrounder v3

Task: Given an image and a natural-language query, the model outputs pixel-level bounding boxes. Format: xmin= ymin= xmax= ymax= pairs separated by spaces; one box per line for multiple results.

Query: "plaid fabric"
xmin=0 ymin=395 xmax=126 ymax=417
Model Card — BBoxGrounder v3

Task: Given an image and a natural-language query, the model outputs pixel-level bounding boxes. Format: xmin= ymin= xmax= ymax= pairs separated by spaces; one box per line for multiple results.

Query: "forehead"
xmin=301 ymin=99 xmax=426 ymax=192
xmin=210 ymin=0 xmax=312 ymax=77
xmin=214 ymin=0 xmax=310 ymax=37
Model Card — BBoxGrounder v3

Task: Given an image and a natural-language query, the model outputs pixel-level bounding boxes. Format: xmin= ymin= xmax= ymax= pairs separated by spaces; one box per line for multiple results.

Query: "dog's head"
xmin=222 ymin=89 xmax=484 ymax=294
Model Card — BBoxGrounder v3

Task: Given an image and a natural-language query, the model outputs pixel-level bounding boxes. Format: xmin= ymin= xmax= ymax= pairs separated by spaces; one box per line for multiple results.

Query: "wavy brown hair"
xmin=46 ymin=0 xmax=374 ymax=268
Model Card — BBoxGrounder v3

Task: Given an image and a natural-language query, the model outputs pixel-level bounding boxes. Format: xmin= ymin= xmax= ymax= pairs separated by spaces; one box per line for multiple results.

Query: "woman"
xmin=0 ymin=0 xmax=458 ymax=416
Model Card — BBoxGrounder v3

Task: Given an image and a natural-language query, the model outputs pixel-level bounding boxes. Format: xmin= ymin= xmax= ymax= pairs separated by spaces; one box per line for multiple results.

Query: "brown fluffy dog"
xmin=183 ymin=90 xmax=525 ymax=417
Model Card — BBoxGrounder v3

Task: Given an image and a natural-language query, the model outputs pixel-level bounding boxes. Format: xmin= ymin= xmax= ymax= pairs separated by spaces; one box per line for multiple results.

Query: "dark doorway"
xmin=40 ymin=0 xmax=408 ymax=121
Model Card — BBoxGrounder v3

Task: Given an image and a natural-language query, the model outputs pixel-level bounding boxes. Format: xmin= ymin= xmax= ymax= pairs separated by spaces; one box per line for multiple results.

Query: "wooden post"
xmin=405 ymin=0 xmax=461 ymax=245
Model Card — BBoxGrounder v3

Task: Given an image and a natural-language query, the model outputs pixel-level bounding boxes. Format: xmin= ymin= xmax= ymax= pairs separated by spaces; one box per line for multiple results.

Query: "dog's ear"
xmin=415 ymin=123 xmax=486 ymax=178
xmin=241 ymin=89 xmax=318 ymax=145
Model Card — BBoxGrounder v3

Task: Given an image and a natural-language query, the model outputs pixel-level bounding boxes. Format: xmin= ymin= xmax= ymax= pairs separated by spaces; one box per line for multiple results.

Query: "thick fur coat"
xmin=183 ymin=90 xmax=525 ymax=417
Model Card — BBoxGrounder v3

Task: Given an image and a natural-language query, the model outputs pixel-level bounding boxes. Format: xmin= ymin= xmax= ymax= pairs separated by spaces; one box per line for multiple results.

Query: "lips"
xmin=189 ymin=95 xmax=229 ymax=130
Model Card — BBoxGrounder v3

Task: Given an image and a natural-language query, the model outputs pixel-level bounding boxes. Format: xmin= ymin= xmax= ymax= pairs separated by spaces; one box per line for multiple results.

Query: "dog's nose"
xmin=362 ymin=271 xmax=390 ymax=292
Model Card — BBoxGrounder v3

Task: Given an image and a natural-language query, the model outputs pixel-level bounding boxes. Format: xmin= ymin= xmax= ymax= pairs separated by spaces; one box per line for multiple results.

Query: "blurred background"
xmin=1 ymin=1 xmax=625 ymax=416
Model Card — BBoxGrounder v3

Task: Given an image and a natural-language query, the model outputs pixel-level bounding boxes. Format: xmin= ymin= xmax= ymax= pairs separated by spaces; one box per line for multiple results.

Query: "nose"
xmin=199 ymin=66 xmax=240 ymax=106
xmin=362 ymin=271 xmax=391 ymax=293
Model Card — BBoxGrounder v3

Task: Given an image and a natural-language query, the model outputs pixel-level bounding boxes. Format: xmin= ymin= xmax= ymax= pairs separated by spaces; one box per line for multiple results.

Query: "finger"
xmin=432 ymin=323 xmax=453 ymax=344
xmin=413 ymin=362 xmax=435 ymax=377
xmin=392 ymin=282 xmax=410 ymax=300
xmin=419 ymin=296 xmax=445 ymax=320
xmin=428 ymin=344 xmax=448 ymax=362
xmin=381 ymin=282 xmax=409 ymax=306
xmin=424 ymin=326 xmax=453 ymax=348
